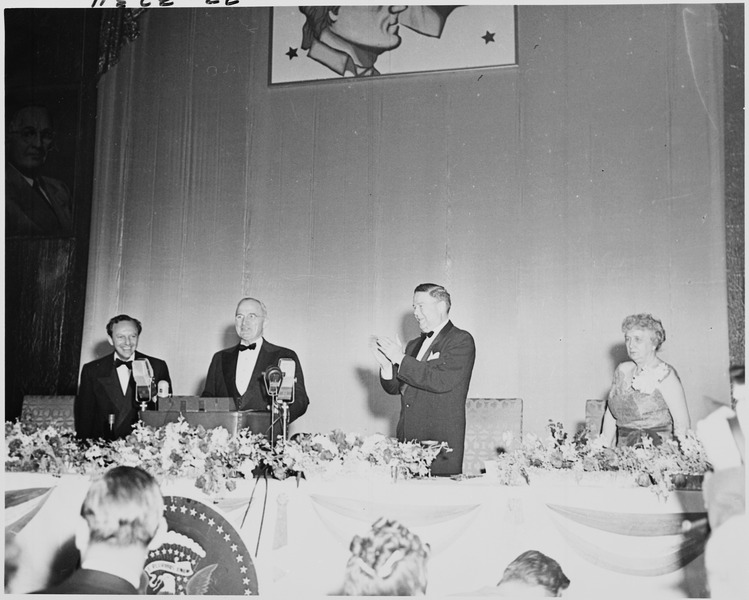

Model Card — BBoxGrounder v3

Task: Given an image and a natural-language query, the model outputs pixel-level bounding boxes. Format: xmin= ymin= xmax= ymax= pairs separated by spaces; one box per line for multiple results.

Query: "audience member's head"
xmin=77 ymin=465 xmax=165 ymax=562
xmin=495 ymin=550 xmax=570 ymax=597
xmin=341 ymin=518 xmax=430 ymax=596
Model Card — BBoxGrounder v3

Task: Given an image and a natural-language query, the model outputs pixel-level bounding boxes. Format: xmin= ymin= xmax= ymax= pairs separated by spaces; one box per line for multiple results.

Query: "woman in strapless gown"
xmin=601 ymin=313 xmax=690 ymax=447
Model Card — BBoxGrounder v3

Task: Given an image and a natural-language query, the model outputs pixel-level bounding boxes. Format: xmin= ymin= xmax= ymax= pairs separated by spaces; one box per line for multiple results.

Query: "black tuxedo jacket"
xmin=5 ymin=163 xmax=74 ymax=237
xmin=75 ymin=351 xmax=172 ymax=440
xmin=35 ymin=568 xmax=138 ymax=594
xmin=201 ymin=339 xmax=309 ymax=423
xmin=380 ymin=320 xmax=476 ymax=475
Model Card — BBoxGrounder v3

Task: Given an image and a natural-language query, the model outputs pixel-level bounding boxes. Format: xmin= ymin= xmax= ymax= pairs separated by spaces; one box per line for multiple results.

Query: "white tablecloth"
xmin=4 ymin=471 xmax=708 ymax=597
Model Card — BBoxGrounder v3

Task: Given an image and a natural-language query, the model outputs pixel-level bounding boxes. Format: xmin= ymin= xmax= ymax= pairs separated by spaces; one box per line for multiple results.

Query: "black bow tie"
xmin=424 ymin=331 xmax=434 ymax=338
xmin=239 ymin=343 xmax=257 ymax=351
xmin=115 ymin=358 xmax=133 ymax=369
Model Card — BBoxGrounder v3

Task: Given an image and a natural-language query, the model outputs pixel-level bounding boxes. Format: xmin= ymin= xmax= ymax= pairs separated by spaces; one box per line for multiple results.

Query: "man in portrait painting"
xmin=5 ymin=104 xmax=74 ymax=237
xmin=298 ymin=5 xmax=460 ymax=78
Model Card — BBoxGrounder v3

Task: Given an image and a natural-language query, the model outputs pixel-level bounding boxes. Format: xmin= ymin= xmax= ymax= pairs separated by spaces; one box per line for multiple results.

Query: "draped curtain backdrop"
xmin=82 ymin=5 xmax=729 ymax=438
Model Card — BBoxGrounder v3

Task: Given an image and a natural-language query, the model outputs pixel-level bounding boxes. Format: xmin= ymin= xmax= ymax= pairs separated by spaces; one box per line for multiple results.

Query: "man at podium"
xmin=201 ymin=297 xmax=309 ymax=424
xmin=76 ymin=315 xmax=172 ymax=440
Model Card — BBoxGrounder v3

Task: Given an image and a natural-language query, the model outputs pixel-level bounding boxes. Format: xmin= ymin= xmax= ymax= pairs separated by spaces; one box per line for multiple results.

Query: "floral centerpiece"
xmin=5 ymin=421 xmax=82 ymax=475
xmin=5 ymin=419 xmax=449 ymax=497
xmin=264 ymin=430 xmax=448 ymax=482
xmin=491 ymin=420 xmax=710 ymax=498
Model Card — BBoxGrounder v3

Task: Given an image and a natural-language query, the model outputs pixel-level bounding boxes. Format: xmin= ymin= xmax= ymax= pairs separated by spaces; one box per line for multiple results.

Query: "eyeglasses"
xmin=9 ymin=127 xmax=55 ymax=143
xmin=236 ymin=313 xmax=264 ymax=321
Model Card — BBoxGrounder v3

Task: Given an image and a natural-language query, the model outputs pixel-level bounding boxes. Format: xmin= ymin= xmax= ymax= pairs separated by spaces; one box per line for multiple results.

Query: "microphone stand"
xmin=277 ymin=385 xmax=295 ymax=448
xmin=268 ymin=387 xmax=280 ymax=446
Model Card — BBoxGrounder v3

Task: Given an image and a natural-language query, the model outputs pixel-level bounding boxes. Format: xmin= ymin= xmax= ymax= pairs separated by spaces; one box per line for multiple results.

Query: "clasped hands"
xmin=369 ymin=334 xmax=406 ymax=370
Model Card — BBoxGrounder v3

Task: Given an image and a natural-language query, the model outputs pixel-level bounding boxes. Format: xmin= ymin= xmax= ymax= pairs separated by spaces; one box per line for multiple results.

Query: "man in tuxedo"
xmin=36 ymin=466 xmax=166 ymax=594
xmin=372 ymin=283 xmax=475 ymax=475
xmin=76 ymin=315 xmax=172 ymax=440
xmin=201 ymin=297 xmax=309 ymax=424
xmin=5 ymin=104 xmax=74 ymax=237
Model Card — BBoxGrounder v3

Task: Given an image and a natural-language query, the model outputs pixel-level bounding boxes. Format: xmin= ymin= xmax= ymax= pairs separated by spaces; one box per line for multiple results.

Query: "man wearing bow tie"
xmin=75 ymin=315 xmax=172 ymax=440
xmin=201 ymin=298 xmax=309 ymax=424
xmin=372 ymin=283 xmax=475 ymax=475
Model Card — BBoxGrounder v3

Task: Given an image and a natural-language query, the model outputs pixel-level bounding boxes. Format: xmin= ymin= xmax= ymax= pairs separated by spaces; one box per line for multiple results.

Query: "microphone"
xmin=263 ymin=365 xmax=283 ymax=397
xmin=157 ymin=380 xmax=170 ymax=398
xmin=278 ymin=358 xmax=296 ymax=404
xmin=132 ymin=358 xmax=154 ymax=402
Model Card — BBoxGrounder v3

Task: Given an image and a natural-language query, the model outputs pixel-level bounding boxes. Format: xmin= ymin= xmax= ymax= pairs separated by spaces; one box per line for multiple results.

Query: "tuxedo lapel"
xmin=425 ymin=321 xmax=454 ymax=357
xmin=251 ymin=342 xmax=273 ymax=391
xmin=409 ymin=335 xmax=426 ymax=359
xmin=222 ymin=346 xmax=240 ymax=397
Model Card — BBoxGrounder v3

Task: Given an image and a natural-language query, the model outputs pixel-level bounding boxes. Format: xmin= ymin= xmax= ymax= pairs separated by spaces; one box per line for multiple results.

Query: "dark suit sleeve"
xmin=286 ymin=351 xmax=309 ymax=423
xmin=75 ymin=363 xmax=96 ymax=440
xmin=396 ymin=330 xmax=475 ymax=394
xmin=201 ymin=352 xmax=223 ymax=397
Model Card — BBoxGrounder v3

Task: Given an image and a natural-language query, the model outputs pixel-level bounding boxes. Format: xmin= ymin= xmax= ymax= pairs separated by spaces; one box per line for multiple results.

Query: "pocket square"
xmin=427 ymin=351 xmax=440 ymax=360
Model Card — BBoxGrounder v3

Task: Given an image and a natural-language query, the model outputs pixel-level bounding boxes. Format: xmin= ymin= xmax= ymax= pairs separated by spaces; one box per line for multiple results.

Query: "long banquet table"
xmin=5 ymin=470 xmax=709 ymax=597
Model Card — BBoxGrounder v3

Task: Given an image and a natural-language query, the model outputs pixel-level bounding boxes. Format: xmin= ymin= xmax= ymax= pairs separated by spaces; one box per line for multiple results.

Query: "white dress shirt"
xmin=236 ymin=338 xmax=263 ymax=394
xmin=115 ymin=357 xmax=134 ymax=395
xmin=415 ymin=319 xmax=449 ymax=361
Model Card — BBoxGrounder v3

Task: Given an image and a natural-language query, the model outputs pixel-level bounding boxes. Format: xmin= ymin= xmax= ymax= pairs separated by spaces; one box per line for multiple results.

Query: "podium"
xmin=140 ymin=396 xmax=271 ymax=439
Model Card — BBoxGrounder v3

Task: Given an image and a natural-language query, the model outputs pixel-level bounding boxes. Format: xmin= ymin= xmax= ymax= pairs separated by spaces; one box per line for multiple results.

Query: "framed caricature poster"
xmin=270 ymin=5 xmax=517 ymax=85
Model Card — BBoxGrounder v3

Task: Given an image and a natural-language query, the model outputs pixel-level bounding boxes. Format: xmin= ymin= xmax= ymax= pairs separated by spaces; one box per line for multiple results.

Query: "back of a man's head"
xmin=496 ymin=550 xmax=570 ymax=597
xmin=81 ymin=466 xmax=163 ymax=549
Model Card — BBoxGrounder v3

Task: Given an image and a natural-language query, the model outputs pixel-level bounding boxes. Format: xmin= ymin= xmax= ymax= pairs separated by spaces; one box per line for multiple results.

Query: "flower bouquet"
xmin=6 ymin=419 xmax=449 ymax=496
xmin=491 ymin=420 xmax=709 ymax=498
xmin=264 ymin=430 xmax=449 ymax=482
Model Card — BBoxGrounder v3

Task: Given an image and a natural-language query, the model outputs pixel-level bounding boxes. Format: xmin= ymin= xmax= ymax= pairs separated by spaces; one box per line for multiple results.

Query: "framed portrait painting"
xmin=270 ymin=5 xmax=517 ymax=85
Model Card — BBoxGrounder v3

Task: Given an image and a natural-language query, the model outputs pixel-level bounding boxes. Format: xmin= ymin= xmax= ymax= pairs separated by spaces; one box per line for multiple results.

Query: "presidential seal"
xmin=144 ymin=496 xmax=258 ymax=595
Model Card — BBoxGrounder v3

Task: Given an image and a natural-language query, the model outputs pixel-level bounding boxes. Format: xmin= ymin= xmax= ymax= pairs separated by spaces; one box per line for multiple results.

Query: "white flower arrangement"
xmin=6 ymin=419 xmax=448 ymax=497
xmin=490 ymin=421 xmax=709 ymax=499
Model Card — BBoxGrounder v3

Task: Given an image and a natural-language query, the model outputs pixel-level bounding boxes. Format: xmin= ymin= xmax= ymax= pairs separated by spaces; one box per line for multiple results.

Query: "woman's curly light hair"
xmin=342 ymin=518 xmax=430 ymax=596
xmin=622 ymin=313 xmax=666 ymax=350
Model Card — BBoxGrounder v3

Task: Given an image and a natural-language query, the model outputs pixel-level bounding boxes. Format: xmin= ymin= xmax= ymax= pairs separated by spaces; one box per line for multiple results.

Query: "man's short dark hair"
xmin=497 ymin=550 xmax=570 ymax=596
xmin=80 ymin=466 xmax=163 ymax=548
xmin=106 ymin=314 xmax=143 ymax=337
xmin=299 ymin=6 xmax=339 ymax=50
xmin=414 ymin=283 xmax=451 ymax=312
